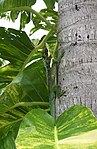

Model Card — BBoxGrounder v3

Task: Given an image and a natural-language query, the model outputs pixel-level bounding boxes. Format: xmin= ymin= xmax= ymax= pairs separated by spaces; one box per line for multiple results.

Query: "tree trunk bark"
xmin=56 ymin=0 xmax=97 ymax=118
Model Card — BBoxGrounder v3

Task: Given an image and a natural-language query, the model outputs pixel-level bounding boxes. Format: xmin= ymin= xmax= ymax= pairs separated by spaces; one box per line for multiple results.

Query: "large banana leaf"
xmin=16 ymin=105 xmax=97 ymax=149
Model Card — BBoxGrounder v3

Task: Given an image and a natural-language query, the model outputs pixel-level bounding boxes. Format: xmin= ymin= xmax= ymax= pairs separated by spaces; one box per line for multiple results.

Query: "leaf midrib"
xmin=54 ymin=126 xmax=59 ymax=149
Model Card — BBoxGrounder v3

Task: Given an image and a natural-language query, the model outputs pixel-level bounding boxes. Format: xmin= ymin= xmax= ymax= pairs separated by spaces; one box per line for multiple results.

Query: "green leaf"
xmin=43 ymin=0 xmax=56 ymax=9
xmin=0 ymin=57 xmax=48 ymax=141
xmin=0 ymin=64 xmax=19 ymax=85
xmin=0 ymin=132 xmax=16 ymax=149
xmin=16 ymin=108 xmax=54 ymax=148
xmin=10 ymin=10 xmax=19 ymax=22
xmin=0 ymin=27 xmax=49 ymax=104
xmin=0 ymin=27 xmax=42 ymax=86
xmin=0 ymin=27 xmax=34 ymax=67
xmin=0 ymin=109 xmax=23 ymax=141
xmin=0 ymin=59 xmax=49 ymax=105
xmin=20 ymin=59 xmax=49 ymax=102
xmin=0 ymin=0 xmax=36 ymax=9
xmin=0 ymin=0 xmax=55 ymax=30
xmin=0 ymin=121 xmax=21 ymax=149
xmin=0 ymin=0 xmax=36 ymax=29
xmin=0 ymin=103 xmax=9 ymax=113
xmin=16 ymin=105 xmax=97 ymax=148
xmin=0 ymin=27 xmax=49 ymax=142
xmin=0 ymin=59 xmax=49 ymax=133
xmin=20 ymin=11 xmax=31 ymax=29
xmin=31 ymin=9 xmax=58 ymax=32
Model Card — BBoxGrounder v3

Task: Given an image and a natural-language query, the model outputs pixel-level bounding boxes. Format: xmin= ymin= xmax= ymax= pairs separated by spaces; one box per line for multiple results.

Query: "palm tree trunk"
xmin=56 ymin=0 xmax=97 ymax=118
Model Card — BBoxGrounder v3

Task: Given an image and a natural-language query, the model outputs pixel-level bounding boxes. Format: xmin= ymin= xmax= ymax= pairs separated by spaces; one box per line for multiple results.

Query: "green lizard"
xmin=42 ymin=42 xmax=64 ymax=120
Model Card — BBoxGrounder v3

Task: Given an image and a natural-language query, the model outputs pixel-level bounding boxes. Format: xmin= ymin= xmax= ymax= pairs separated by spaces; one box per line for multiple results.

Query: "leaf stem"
xmin=21 ymin=28 xmax=54 ymax=71
xmin=2 ymin=102 xmax=49 ymax=114
xmin=10 ymin=101 xmax=49 ymax=110
xmin=54 ymin=126 xmax=59 ymax=149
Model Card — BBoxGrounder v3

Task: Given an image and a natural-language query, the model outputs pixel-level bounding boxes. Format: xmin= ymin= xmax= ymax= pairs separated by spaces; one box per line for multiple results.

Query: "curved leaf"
xmin=0 ymin=59 xmax=49 ymax=104
xmin=20 ymin=59 xmax=49 ymax=102
xmin=0 ymin=27 xmax=38 ymax=96
xmin=16 ymin=105 xmax=97 ymax=148
xmin=43 ymin=0 xmax=56 ymax=10
xmin=20 ymin=11 xmax=31 ymax=29
xmin=10 ymin=10 xmax=19 ymax=22
xmin=0 ymin=27 xmax=42 ymax=86
xmin=0 ymin=60 xmax=49 ymax=140
xmin=0 ymin=27 xmax=34 ymax=66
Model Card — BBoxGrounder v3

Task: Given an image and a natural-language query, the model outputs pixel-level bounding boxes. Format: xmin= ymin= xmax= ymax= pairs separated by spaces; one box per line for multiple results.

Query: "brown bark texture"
xmin=56 ymin=0 xmax=97 ymax=118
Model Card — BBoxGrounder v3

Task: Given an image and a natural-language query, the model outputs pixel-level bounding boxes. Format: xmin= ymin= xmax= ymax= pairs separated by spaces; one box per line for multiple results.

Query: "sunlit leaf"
xmin=16 ymin=105 xmax=97 ymax=148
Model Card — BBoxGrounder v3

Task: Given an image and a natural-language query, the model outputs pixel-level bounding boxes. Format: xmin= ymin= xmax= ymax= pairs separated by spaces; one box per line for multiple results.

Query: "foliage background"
xmin=0 ymin=0 xmax=97 ymax=148
xmin=0 ymin=0 xmax=58 ymax=148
